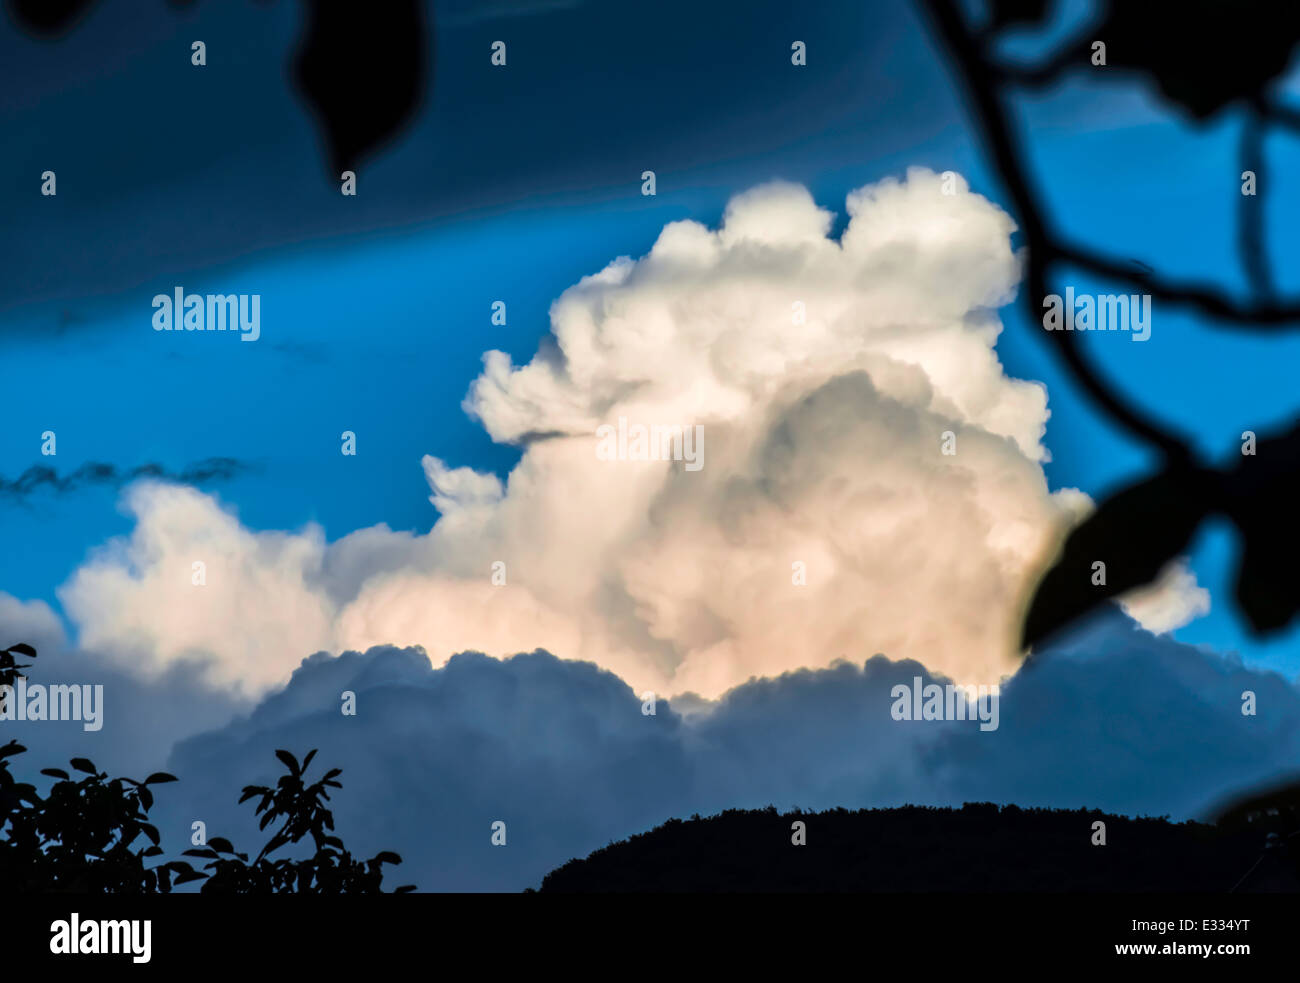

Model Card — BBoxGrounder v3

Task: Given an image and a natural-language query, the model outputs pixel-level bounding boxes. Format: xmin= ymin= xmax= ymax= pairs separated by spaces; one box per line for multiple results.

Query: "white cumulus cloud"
xmin=56 ymin=169 xmax=1202 ymax=699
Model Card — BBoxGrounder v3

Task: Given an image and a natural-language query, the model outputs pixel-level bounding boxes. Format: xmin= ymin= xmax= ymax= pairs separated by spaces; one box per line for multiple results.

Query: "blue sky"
xmin=5 ymin=0 xmax=1300 ymax=677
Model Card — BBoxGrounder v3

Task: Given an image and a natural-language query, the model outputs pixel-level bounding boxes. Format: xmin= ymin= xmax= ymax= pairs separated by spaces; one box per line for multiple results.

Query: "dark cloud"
xmin=7 ymin=590 xmax=1293 ymax=891
xmin=57 ymin=605 xmax=1285 ymax=892
xmin=0 ymin=457 xmax=253 ymax=500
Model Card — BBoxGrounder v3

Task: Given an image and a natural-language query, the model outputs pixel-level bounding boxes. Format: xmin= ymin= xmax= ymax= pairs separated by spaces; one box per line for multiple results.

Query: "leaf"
xmin=0 ymin=741 xmax=27 ymax=759
xmin=141 ymin=822 xmax=160 ymax=846
xmin=302 ymin=749 xmax=318 ymax=773
xmin=1094 ymin=1 xmax=1300 ymax=120
xmin=373 ymin=851 xmax=402 ymax=866
xmin=208 ymin=837 xmax=235 ymax=854
xmin=40 ymin=768 xmax=70 ymax=780
xmin=275 ymin=749 xmax=300 ymax=776
xmin=144 ymin=772 xmax=178 ymax=785
xmin=1224 ymin=421 xmax=1300 ymax=634
xmin=293 ymin=0 xmax=427 ymax=174
xmin=4 ymin=643 xmax=36 ymax=658
xmin=143 ymin=845 xmax=164 ymax=858
xmin=1020 ymin=466 xmax=1212 ymax=649
xmin=69 ymin=757 xmax=97 ymax=774
xmin=183 ymin=848 xmax=219 ymax=859
xmin=1212 ymin=775 xmax=1300 ymax=827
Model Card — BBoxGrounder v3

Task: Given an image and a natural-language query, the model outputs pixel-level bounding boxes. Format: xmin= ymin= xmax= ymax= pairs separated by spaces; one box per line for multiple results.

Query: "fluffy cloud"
xmin=56 ymin=170 xmax=1200 ymax=699
xmin=60 ymin=483 xmax=336 ymax=701
xmin=1119 ymin=559 xmax=1211 ymax=635
xmin=0 ymin=590 xmax=248 ymax=775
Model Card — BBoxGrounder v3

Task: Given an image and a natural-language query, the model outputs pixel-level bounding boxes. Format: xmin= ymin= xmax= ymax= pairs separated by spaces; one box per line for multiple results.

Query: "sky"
xmin=3 ymin=0 xmax=1300 ymax=889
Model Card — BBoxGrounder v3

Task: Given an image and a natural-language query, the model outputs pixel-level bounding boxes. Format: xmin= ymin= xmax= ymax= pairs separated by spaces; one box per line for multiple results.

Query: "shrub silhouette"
xmin=179 ymin=748 xmax=415 ymax=894
xmin=0 ymin=644 xmax=415 ymax=893
xmin=0 ymin=739 xmax=184 ymax=893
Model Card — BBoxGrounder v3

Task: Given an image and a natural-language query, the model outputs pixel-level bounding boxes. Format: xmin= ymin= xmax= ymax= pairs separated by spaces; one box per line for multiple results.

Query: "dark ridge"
xmin=538 ymin=804 xmax=1297 ymax=892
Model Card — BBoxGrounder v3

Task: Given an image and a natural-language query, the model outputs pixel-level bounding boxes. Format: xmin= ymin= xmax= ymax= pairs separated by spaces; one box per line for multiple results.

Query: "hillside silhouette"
xmin=538 ymin=804 xmax=1297 ymax=892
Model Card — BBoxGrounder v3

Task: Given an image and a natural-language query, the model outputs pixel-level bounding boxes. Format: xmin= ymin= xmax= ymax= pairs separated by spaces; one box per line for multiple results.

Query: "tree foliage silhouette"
xmin=920 ymin=0 xmax=1300 ymax=830
xmin=178 ymin=748 xmax=415 ymax=894
xmin=0 ymin=644 xmax=415 ymax=893
xmin=918 ymin=0 xmax=1300 ymax=647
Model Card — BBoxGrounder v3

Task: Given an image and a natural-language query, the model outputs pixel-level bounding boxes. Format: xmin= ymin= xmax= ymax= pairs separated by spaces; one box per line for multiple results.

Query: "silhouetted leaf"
xmin=144 ymin=772 xmax=178 ymax=785
xmin=1095 ymin=1 xmax=1300 ymax=120
xmin=293 ymin=0 xmax=427 ymax=174
xmin=275 ymin=749 xmax=300 ymax=776
xmin=4 ymin=643 xmax=36 ymax=658
xmin=1223 ymin=421 xmax=1300 ymax=634
xmin=1021 ymin=465 xmax=1214 ymax=649
xmin=40 ymin=768 xmax=69 ymax=780
xmin=209 ymin=837 xmax=235 ymax=854
xmin=1213 ymin=776 xmax=1300 ymax=827
xmin=68 ymin=757 xmax=97 ymax=774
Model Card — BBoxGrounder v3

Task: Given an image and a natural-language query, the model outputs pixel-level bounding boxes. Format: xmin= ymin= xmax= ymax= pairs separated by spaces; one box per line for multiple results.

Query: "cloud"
xmin=60 ymin=483 xmax=336 ymax=701
xmin=131 ymin=607 xmax=1298 ymax=891
xmin=56 ymin=170 xmax=1201 ymax=700
xmin=1119 ymin=558 xmax=1212 ymax=634
xmin=0 ymin=458 xmax=251 ymax=502
xmin=0 ymin=591 xmax=249 ymax=775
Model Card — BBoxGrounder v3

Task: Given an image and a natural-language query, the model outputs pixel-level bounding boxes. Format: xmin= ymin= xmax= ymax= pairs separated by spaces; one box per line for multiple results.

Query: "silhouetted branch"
xmin=1238 ymin=100 xmax=1274 ymax=300
xmin=924 ymin=0 xmax=1300 ymax=469
xmin=1054 ymin=242 xmax=1300 ymax=326
xmin=920 ymin=0 xmax=1194 ymax=461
